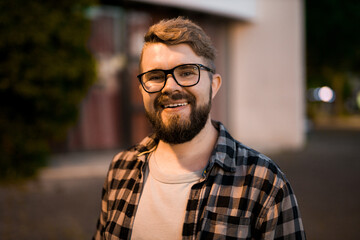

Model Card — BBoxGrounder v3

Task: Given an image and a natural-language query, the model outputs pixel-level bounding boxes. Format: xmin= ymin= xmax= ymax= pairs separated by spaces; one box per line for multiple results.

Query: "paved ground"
xmin=269 ymin=128 xmax=360 ymax=240
xmin=0 ymin=150 xmax=117 ymax=240
xmin=0 ymin=128 xmax=359 ymax=239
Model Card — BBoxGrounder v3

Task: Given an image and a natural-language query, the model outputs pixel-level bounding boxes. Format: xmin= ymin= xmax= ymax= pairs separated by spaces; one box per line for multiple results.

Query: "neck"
xmin=153 ymin=118 xmax=218 ymax=174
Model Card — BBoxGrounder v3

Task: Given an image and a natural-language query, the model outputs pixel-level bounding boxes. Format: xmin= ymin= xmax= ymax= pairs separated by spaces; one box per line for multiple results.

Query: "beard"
xmin=145 ymin=89 xmax=212 ymax=144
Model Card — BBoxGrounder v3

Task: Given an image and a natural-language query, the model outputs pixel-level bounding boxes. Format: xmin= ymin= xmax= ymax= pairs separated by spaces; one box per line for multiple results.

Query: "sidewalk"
xmin=0 ymin=150 xmax=119 ymax=240
xmin=269 ymin=128 xmax=360 ymax=240
xmin=40 ymin=150 xmax=117 ymax=180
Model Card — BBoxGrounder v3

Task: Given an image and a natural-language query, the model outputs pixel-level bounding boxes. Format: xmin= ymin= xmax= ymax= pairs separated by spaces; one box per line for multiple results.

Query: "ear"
xmin=211 ymin=73 xmax=222 ymax=99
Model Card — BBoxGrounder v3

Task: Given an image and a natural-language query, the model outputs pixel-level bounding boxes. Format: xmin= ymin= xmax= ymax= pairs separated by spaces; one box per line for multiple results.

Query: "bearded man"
xmin=93 ymin=17 xmax=305 ymax=240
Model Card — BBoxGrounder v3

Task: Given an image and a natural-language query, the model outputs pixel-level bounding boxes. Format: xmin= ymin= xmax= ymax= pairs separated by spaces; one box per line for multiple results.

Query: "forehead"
xmin=140 ymin=43 xmax=204 ymax=72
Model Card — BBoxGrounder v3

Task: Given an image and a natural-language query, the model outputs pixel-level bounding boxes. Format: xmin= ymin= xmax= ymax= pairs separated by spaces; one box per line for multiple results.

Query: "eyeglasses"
xmin=137 ymin=63 xmax=215 ymax=93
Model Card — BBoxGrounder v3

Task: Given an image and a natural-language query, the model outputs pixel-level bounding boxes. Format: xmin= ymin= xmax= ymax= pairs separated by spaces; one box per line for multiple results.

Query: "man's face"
xmin=139 ymin=43 xmax=215 ymax=144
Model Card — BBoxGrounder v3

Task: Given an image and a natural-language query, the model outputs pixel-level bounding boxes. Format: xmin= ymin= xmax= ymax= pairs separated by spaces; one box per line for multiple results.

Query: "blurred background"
xmin=1 ymin=0 xmax=359 ymax=239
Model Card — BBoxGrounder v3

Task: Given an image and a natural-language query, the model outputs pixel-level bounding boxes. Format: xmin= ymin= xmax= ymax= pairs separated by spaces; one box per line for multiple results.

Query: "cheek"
xmin=143 ymin=97 xmax=152 ymax=110
xmin=141 ymin=93 xmax=156 ymax=111
xmin=194 ymin=83 xmax=212 ymax=104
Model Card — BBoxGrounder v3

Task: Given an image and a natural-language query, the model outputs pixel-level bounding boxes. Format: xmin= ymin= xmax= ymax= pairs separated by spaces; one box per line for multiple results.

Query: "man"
xmin=94 ymin=17 xmax=305 ymax=240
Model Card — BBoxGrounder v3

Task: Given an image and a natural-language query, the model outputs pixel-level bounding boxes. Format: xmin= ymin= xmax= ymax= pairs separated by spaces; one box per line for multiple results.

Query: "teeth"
xmin=164 ymin=103 xmax=188 ymax=108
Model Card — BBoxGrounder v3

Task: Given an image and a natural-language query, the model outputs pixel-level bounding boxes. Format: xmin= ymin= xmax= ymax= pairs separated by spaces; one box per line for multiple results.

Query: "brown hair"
xmin=141 ymin=17 xmax=216 ymax=70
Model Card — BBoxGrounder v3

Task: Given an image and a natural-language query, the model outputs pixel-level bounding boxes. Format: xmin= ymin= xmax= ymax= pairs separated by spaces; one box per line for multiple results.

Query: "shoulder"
xmin=235 ymin=140 xmax=288 ymax=190
xmin=213 ymin=121 xmax=287 ymax=188
xmin=107 ymin=134 xmax=158 ymax=176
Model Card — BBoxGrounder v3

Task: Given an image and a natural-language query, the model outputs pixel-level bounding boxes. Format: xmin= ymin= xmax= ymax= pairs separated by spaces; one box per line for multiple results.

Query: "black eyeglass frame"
xmin=137 ymin=63 xmax=215 ymax=93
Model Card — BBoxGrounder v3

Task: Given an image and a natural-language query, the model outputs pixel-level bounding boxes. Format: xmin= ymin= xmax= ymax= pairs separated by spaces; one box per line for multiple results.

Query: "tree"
xmin=0 ymin=0 xmax=97 ymax=180
xmin=306 ymin=0 xmax=360 ymax=115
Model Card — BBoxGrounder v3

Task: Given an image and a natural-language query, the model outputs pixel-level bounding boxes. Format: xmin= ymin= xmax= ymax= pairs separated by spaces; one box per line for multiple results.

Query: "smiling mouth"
xmin=163 ymin=103 xmax=188 ymax=109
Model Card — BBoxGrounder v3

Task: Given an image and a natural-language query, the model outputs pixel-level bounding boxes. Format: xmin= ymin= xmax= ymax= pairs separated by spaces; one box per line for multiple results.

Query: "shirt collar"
xmin=136 ymin=121 xmax=237 ymax=173
xmin=208 ymin=121 xmax=237 ymax=173
xmin=135 ymin=133 xmax=158 ymax=158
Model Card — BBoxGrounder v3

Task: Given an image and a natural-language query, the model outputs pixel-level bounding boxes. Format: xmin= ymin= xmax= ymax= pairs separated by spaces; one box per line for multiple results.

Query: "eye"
xmin=149 ymin=75 xmax=163 ymax=81
xmin=181 ymin=71 xmax=196 ymax=77
xmin=144 ymin=71 xmax=164 ymax=83
xmin=176 ymin=66 xmax=198 ymax=78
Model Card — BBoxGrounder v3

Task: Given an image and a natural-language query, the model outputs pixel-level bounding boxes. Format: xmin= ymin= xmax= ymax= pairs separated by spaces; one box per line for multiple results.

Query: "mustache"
xmin=154 ymin=92 xmax=196 ymax=108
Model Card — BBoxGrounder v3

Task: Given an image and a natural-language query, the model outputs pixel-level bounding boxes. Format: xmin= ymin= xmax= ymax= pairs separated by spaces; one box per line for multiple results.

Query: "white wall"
xmin=131 ymin=0 xmax=257 ymax=20
xmin=227 ymin=0 xmax=305 ymax=153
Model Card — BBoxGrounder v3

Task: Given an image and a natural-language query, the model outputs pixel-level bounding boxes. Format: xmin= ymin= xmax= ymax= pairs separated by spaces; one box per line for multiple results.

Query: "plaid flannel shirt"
xmin=93 ymin=121 xmax=305 ymax=239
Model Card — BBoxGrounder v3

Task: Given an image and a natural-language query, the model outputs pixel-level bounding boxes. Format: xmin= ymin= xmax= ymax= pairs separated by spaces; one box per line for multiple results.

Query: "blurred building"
xmin=67 ymin=0 xmax=305 ymax=154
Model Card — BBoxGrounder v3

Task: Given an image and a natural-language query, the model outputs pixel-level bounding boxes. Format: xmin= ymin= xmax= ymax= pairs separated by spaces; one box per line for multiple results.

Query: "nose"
xmin=161 ymin=74 xmax=182 ymax=93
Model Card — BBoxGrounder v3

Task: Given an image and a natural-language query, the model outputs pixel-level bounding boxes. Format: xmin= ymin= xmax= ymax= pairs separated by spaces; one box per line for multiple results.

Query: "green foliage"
xmin=306 ymin=0 xmax=360 ymax=115
xmin=0 ymin=0 xmax=97 ymax=180
xmin=306 ymin=0 xmax=360 ymax=75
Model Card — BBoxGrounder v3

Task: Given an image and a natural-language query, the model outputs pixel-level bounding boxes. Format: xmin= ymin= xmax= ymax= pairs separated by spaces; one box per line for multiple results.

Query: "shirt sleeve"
xmin=93 ymin=175 xmax=110 ymax=240
xmin=260 ymin=181 xmax=306 ymax=240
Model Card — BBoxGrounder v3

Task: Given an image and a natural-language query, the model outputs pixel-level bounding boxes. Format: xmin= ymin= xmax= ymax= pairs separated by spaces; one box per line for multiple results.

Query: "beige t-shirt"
xmin=131 ymin=155 xmax=203 ymax=240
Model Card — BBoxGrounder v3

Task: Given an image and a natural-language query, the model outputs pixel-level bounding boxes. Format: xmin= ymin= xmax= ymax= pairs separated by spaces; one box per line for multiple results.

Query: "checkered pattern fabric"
xmin=93 ymin=121 xmax=305 ymax=239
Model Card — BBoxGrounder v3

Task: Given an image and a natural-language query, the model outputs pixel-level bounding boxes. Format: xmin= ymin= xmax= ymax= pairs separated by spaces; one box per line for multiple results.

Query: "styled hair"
xmin=141 ymin=17 xmax=216 ymax=70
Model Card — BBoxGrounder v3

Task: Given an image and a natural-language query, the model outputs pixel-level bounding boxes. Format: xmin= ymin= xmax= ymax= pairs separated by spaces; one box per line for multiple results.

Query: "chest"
xmin=104 ymin=167 xmax=266 ymax=239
